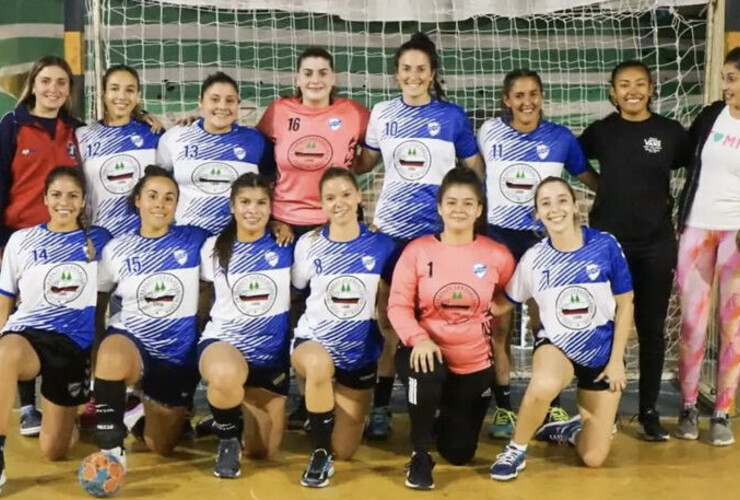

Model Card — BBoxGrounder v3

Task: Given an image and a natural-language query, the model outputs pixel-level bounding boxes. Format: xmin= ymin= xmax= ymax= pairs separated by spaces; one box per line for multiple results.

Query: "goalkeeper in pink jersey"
xmin=388 ymin=167 xmax=515 ymax=490
xmin=257 ymin=46 xmax=370 ymax=242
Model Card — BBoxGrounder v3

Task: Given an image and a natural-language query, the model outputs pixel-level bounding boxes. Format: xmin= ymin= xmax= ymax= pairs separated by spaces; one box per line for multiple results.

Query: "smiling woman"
xmin=156 ymin=72 xmax=276 ymax=235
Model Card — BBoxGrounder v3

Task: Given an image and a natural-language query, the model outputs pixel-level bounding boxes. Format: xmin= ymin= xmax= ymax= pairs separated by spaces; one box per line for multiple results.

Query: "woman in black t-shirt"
xmin=578 ymin=60 xmax=689 ymax=442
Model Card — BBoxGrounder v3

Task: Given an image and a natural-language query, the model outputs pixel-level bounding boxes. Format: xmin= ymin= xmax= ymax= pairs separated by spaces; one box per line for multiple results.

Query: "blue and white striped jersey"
xmin=365 ymin=98 xmax=479 ymax=240
xmin=200 ymin=233 xmax=292 ymax=368
xmin=77 ymin=120 xmax=161 ymax=236
xmin=157 ymin=119 xmax=275 ymax=235
xmin=292 ymin=225 xmax=397 ymax=370
xmin=98 ymin=225 xmax=209 ymax=364
xmin=478 ymin=117 xmax=588 ymax=231
xmin=0 ymin=225 xmax=111 ymax=348
xmin=506 ymin=227 xmax=633 ymax=368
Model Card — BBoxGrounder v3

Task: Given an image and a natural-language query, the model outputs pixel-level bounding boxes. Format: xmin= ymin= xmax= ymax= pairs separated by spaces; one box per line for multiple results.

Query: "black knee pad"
xmin=438 ymin=443 xmax=476 ymax=466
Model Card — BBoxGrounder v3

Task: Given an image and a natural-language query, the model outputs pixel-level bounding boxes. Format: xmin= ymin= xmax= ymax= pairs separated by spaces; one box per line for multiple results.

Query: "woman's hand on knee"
xmin=410 ymin=339 xmax=443 ymax=374
xmin=595 ymin=361 xmax=626 ymax=393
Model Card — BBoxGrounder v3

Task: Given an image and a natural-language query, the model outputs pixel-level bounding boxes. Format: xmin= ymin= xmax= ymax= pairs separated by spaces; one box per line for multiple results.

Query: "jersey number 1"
xmin=427 ymin=261 xmax=433 ymax=277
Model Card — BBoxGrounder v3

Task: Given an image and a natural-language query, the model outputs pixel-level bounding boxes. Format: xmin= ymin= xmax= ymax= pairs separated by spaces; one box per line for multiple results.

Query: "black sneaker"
xmin=637 ymin=408 xmax=670 ymax=442
xmin=301 ymin=448 xmax=334 ymax=488
xmin=288 ymin=400 xmax=310 ymax=431
xmin=180 ymin=418 xmax=195 ymax=442
xmin=405 ymin=451 xmax=435 ymax=490
xmin=213 ymin=437 xmax=242 ymax=478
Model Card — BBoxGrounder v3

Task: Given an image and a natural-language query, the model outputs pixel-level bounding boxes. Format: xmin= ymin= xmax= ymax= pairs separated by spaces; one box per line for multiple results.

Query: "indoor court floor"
xmin=2 ymin=411 xmax=738 ymax=500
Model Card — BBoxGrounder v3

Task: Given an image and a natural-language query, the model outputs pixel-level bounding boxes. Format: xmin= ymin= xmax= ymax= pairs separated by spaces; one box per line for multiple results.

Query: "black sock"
xmin=374 ymin=377 xmax=394 ymax=408
xmin=550 ymin=395 xmax=561 ymax=408
xmin=493 ymin=384 xmax=512 ymax=411
xmin=210 ymin=404 xmax=242 ymax=440
xmin=94 ymin=378 xmax=127 ymax=450
xmin=18 ymin=380 xmax=36 ymax=408
xmin=0 ymin=435 xmax=5 ymax=470
xmin=308 ymin=410 xmax=334 ymax=451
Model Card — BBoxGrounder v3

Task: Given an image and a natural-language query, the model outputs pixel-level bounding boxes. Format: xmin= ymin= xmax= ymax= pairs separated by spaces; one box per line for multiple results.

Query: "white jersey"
xmin=478 ymin=117 xmax=588 ymax=231
xmin=0 ymin=225 xmax=111 ymax=348
xmin=76 ymin=120 xmax=161 ymax=236
xmin=200 ymin=233 xmax=292 ymax=367
xmin=98 ymin=225 xmax=209 ymax=364
xmin=292 ymin=225 xmax=397 ymax=370
xmin=365 ymin=98 xmax=479 ymax=240
xmin=506 ymin=227 xmax=632 ymax=368
xmin=156 ymin=119 xmax=275 ymax=235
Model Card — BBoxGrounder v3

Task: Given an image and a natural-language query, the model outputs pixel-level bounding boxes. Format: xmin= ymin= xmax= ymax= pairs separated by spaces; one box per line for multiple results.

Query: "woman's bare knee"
xmin=580 ymin=448 xmax=608 ymax=468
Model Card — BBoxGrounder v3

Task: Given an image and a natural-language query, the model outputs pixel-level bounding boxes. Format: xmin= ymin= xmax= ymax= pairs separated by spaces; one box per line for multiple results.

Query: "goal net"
xmin=85 ymin=0 xmax=712 ymax=383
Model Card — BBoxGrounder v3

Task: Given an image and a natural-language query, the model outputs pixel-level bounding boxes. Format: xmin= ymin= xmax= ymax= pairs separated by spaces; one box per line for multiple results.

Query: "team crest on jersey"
xmin=361 ymin=256 xmax=376 ymax=271
xmin=586 ymin=263 xmax=601 ymax=281
xmin=100 ymin=154 xmax=142 ymax=195
xmin=232 ymin=273 xmax=277 ymax=316
xmin=264 ymin=251 xmax=278 ymax=267
xmin=433 ymin=283 xmax=480 ymax=325
xmin=67 ymin=140 xmax=77 ymax=158
xmin=329 ymin=118 xmax=342 ymax=131
xmin=287 ymin=136 xmax=333 ymax=171
xmin=643 ymin=137 xmax=662 ymax=153
xmin=536 ymin=143 xmax=550 ymax=160
xmin=173 ymin=249 xmax=188 ymax=265
xmin=324 ymin=276 xmax=367 ymax=319
xmin=234 ymin=146 xmax=246 ymax=160
xmin=192 ymin=162 xmax=238 ymax=194
xmin=393 ymin=140 xmax=432 ymax=181
xmin=555 ymin=286 xmax=596 ymax=330
xmin=130 ymin=134 xmax=144 ymax=148
xmin=499 ymin=163 xmax=540 ymax=203
xmin=136 ymin=273 xmax=185 ymax=318
xmin=427 ymin=120 xmax=441 ymax=137
xmin=473 ymin=263 xmax=487 ymax=278
xmin=43 ymin=263 xmax=88 ymax=305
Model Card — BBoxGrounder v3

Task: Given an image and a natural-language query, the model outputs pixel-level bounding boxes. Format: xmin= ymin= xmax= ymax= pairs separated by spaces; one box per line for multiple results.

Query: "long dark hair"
xmin=725 ymin=46 xmax=740 ymax=71
xmin=214 ymin=173 xmax=273 ymax=276
xmin=295 ymin=46 xmax=337 ymax=102
xmin=437 ymin=166 xmax=487 ymax=234
xmin=201 ymin=71 xmax=239 ymax=99
xmin=394 ymin=32 xmax=447 ymax=101
xmin=102 ymin=64 xmax=144 ymax=121
xmin=18 ymin=56 xmax=75 ymax=114
xmin=609 ymin=60 xmax=654 ymax=112
xmin=127 ymin=164 xmax=179 ymax=214
xmin=500 ymin=69 xmax=544 ymax=120
xmin=44 ymin=166 xmax=95 ymax=260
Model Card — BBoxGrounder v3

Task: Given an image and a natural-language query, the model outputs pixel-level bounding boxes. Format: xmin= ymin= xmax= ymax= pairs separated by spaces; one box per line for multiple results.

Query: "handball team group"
xmin=0 ymin=31 xmax=738 ymax=493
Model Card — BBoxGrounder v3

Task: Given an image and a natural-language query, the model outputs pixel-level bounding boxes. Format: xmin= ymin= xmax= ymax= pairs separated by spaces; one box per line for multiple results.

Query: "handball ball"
xmin=78 ymin=451 xmax=125 ymax=497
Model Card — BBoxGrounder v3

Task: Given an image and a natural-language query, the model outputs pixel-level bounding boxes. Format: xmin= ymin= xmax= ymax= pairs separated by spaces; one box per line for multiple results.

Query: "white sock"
xmin=508 ymin=441 xmax=527 ymax=453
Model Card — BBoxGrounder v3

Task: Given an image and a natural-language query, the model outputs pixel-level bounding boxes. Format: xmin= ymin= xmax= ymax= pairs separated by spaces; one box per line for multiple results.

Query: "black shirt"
xmin=579 ymin=112 xmax=689 ymax=243
xmin=34 ymin=116 xmax=58 ymax=139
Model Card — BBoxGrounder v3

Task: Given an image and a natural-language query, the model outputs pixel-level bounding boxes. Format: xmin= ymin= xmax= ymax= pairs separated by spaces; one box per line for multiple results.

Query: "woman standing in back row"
xmin=579 ymin=60 xmax=689 ymax=441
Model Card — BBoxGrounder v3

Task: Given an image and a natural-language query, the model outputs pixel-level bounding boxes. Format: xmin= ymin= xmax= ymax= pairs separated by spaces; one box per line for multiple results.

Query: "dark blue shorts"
xmin=106 ymin=329 xmax=199 ymax=407
xmin=533 ymin=336 xmax=609 ymax=391
xmin=197 ymin=338 xmax=290 ymax=396
xmin=486 ymin=224 xmax=542 ymax=263
xmin=292 ymin=337 xmax=377 ymax=390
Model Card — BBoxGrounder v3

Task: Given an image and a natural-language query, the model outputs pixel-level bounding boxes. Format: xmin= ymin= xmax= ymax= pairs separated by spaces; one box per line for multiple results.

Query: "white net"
xmin=85 ymin=0 xmax=711 ymax=381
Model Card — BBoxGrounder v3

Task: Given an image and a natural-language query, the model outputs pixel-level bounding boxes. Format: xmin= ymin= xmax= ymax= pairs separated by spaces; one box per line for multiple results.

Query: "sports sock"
xmin=550 ymin=395 xmax=561 ymax=408
xmin=493 ymin=384 xmax=512 ymax=411
xmin=308 ymin=410 xmax=334 ymax=451
xmin=94 ymin=379 xmax=127 ymax=450
xmin=373 ymin=377 xmax=394 ymax=409
xmin=18 ymin=380 xmax=36 ymax=409
xmin=210 ymin=404 xmax=242 ymax=440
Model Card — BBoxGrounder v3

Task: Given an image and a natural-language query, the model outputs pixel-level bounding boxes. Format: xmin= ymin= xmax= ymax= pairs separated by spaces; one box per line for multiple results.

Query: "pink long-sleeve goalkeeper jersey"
xmin=257 ymin=97 xmax=370 ymax=226
xmin=388 ymin=234 xmax=515 ymax=374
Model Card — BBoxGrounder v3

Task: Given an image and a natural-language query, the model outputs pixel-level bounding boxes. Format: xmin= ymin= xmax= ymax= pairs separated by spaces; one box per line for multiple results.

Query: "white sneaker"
xmin=0 ymin=468 xmax=7 ymax=494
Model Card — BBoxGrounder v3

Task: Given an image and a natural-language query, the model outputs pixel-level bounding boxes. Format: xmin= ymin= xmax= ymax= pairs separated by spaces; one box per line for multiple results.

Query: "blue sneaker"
xmin=301 ymin=448 xmax=334 ymax=488
xmin=365 ymin=406 xmax=392 ymax=440
xmin=490 ymin=445 xmax=527 ymax=481
xmin=488 ymin=408 xmax=516 ymax=439
xmin=535 ymin=415 xmax=582 ymax=444
xmin=213 ymin=437 xmax=242 ymax=478
xmin=20 ymin=407 xmax=42 ymax=437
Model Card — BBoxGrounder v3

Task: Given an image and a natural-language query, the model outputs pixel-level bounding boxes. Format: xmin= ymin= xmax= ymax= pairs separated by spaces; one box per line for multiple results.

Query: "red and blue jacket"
xmin=0 ymin=104 xmax=83 ymax=246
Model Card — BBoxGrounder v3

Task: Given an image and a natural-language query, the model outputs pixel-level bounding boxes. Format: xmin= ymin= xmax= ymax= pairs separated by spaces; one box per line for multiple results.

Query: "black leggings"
xmin=395 ymin=347 xmax=493 ymax=466
xmin=622 ymin=234 xmax=677 ymax=414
